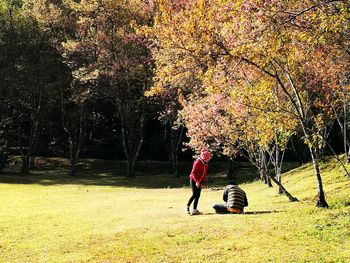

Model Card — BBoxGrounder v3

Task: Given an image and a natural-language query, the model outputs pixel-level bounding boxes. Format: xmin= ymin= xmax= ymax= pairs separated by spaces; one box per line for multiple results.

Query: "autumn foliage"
xmin=145 ymin=0 xmax=350 ymax=207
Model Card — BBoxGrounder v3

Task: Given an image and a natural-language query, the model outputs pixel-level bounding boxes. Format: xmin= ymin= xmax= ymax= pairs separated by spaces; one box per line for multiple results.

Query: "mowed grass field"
xmin=0 ymin=157 xmax=349 ymax=262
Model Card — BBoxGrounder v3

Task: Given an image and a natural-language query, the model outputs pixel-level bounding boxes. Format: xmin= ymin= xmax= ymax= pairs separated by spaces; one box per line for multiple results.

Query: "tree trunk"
xmin=122 ymin=133 xmax=143 ymax=178
xmin=309 ymin=146 xmax=329 ymax=208
xmin=68 ymin=105 xmax=85 ymax=176
xmin=271 ymin=142 xmax=288 ymax=195
xmin=21 ymin=84 xmax=43 ymax=173
xmin=245 ymin=146 xmax=293 ymax=199
xmin=264 ymin=166 xmax=272 ymax=187
xmin=342 ymin=100 xmax=349 ymax=162
xmin=170 ymin=150 xmax=179 ymax=178
xmin=68 ymin=141 xmax=81 ymax=176
xmin=126 ymin=159 xmax=136 ymax=177
xmin=171 ymin=125 xmax=184 ymax=178
xmin=260 ymin=150 xmax=272 ymax=187
xmin=120 ymin=108 xmax=144 ymax=178
xmin=323 ymin=139 xmax=350 ymax=179
xmin=69 ymin=145 xmax=77 ymax=176
xmin=333 ymin=102 xmax=350 ymax=162
xmin=256 ymin=150 xmax=264 ymax=181
xmin=69 ymin=156 xmax=77 ymax=176
xmin=276 ymin=171 xmax=283 ymax=194
xmin=266 ymin=171 xmax=298 ymax=202
xmin=21 ymin=154 xmax=30 ymax=173
xmin=21 ymin=119 xmax=39 ymax=173
xmin=169 ymin=128 xmax=178 ymax=178
xmin=163 ymin=122 xmax=183 ymax=178
xmin=61 ymin=86 xmax=86 ymax=177
xmin=274 ymin=146 xmax=283 ymax=194
xmin=29 ymin=155 xmax=36 ymax=169
xmin=259 ymin=167 xmax=264 ymax=182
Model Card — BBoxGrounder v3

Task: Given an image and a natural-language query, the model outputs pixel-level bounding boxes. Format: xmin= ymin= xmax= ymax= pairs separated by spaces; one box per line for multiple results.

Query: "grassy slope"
xmin=0 ymin=157 xmax=349 ymax=262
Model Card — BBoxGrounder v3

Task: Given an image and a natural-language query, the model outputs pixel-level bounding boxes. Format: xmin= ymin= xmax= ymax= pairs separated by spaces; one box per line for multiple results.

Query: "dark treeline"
xmin=0 ymin=0 xmax=192 ymax=177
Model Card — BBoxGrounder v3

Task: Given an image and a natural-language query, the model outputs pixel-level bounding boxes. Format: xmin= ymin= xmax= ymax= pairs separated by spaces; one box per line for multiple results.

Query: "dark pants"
xmin=187 ymin=179 xmax=201 ymax=209
xmin=212 ymin=204 xmax=229 ymax=214
xmin=213 ymin=204 xmax=242 ymax=214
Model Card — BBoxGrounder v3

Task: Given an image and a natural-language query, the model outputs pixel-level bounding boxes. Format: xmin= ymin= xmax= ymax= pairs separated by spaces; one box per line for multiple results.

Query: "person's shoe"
xmin=191 ymin=209 xmax=202 ymax=215
xmin=184 ymin=206 xmax=190 ymax=214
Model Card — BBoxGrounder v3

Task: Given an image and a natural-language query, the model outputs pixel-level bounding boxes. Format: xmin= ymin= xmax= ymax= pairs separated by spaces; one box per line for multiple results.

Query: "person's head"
xmin=200 ymin=150 xmax=212 ymax=163
xmin=228 ymin=181 xmax=237 ymax=185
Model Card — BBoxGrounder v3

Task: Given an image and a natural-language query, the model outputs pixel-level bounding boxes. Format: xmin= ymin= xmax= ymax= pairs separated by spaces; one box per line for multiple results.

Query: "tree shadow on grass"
xmin=0 ymin=161 xmax=225 ymax=188
xmin=0 ymin=170 xmax=191 ymax=189
xmin=244 ymin=210 xmax=281 ymax=215
xmin=204 ymin=210 xmax=281 ymax=216
xmin=0 ymin=160 xmax=290 ymax=189
xmin=0 ymin=160 xmax=191 ymax=188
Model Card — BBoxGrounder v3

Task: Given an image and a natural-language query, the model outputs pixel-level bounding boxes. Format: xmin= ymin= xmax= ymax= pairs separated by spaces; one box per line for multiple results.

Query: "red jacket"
xmin=189 ymin=158 xmax=208 ymax=186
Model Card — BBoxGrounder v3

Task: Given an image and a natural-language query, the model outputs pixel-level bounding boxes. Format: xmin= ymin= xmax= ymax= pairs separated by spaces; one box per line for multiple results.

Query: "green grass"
xmin=0 ymin=157 xmax=349 ymax=262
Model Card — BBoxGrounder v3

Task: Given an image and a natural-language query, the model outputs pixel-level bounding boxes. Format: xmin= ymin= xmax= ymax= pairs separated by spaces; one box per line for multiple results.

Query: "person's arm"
xmin=223 ymin=186 xmax=228 ymax=202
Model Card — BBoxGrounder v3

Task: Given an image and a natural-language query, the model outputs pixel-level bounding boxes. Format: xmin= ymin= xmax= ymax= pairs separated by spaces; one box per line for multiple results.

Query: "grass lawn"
xmin=0 ymin=157 xmax=349 ymax=262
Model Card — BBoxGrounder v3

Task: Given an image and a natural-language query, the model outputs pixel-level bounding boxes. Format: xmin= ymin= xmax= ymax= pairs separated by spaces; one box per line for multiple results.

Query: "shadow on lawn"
xmin=0 ymin=159 xmax=292 ymax=189
xmin=204 ymin=210 xmax=281 ymax=216
xmin=244 ymin=210 xmax=281 ymax=215
xmin=0 ymin=172 xmax=239 ymax=189
xmin=0 ymin=172 xmax=191 ymax=188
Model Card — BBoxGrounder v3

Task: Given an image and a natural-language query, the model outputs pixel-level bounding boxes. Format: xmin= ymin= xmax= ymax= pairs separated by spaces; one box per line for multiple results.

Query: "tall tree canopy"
xmin=146 ymin=0 xmax=350 ymax=207
xmin=62 ymin=0 xmax=154 ymax=176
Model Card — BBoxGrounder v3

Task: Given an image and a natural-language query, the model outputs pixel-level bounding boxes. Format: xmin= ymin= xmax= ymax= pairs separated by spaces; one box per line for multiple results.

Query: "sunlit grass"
xmin=0 ymin=157 xmax=349 ymax=262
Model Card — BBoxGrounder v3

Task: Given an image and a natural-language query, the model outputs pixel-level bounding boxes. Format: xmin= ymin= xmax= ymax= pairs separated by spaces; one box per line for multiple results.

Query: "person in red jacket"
xmin=184 ymin=150 xmax=212 ymax=215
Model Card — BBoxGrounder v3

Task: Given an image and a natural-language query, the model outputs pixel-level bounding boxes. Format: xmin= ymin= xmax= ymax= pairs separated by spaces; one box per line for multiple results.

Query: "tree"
xmin=0 ymin=0 xmax=70 ymax=172
xmin=181 ymin=88 xmax=299 ymax=201
xmin=147 ymin=0 xmax=349 ymax=207
xmin=155 ymin=86 xmax=185 ymax=177
xmin=63 ymin=0 xmax=153 ymax=176
xmin=221 ymin=0 xmax=350 ymax=207
xmin=60 ymin=81 xmax=91 ymax=176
